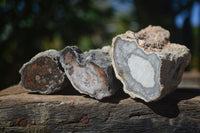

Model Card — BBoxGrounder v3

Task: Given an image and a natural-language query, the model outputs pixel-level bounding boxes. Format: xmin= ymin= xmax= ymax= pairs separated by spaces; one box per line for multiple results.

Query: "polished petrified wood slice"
xmin=19 ymin=50 xmax=67 ymax=94
xmin=111 ymin=26 xmax=191 ymax=102
xmin=60 ymin=46 xmax=121 ymax=99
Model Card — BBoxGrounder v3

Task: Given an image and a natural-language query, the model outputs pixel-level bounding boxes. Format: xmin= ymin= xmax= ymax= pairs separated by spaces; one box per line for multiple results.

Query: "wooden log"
xmin=60 ymin=46 xmax=121 ymax=100
xmin=0 ymin=85 xmax=200 ymax=133
xmin=111 ymin=26 xmax=191 ymax=102
xmin=178 ymin=72 xmax=200 ymax=89
xmin=19 ymin=50 xmax=68 ymax=94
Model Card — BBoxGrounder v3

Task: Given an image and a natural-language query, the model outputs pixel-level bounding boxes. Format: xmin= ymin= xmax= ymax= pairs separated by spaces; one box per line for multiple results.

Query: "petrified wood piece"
xmin=111 ymin=26 xmax=191 ymax=102
xmin=0 ymin=85 xmax=200 ymax=133
xmin=19 ymin=50 xmax=67 ymax=94
xmin=60 ymin=46 xmax=121 ymax=99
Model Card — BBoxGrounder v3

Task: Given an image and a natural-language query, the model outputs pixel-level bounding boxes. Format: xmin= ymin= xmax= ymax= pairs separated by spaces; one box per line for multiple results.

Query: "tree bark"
xmin=0 ymin=85 xmax=200 ymax=133
xmin=111 ymin=26 xmax=191 ymax=102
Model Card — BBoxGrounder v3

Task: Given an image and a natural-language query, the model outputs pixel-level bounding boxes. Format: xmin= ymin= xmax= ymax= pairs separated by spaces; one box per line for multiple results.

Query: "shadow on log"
xmin=136 ymin=88 xmax=200 ymax=118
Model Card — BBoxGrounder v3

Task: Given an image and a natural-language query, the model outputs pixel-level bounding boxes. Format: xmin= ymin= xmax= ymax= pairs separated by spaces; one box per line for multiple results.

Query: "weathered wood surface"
xmin=178 ymin=72 xmax=200 ymax=89
xmin=0 ymin=82 xmax=200 ymax=133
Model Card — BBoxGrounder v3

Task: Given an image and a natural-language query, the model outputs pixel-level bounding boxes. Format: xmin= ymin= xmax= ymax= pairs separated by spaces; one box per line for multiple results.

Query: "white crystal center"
xmin=128 ymin=55 xmax=155 ymax=88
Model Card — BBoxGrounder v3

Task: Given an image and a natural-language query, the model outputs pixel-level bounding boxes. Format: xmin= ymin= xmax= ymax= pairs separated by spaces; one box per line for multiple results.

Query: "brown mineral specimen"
xmin=19 ymin=50 xmax=67 ymax=94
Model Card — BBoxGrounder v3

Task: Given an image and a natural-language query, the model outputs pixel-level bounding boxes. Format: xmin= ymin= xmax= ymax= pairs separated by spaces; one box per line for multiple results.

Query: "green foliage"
xmin=0 ymin=0 xmax=199 ymax=89
xmin=0 ymin=0 xmax=6 ymax=7
xmin=78 ymin=36 xmax=93 ymax=51
xmin=0 ymin=0 xmax=115 ymax=89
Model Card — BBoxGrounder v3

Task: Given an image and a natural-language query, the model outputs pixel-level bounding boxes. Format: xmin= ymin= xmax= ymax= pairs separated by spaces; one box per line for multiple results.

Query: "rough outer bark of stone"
xmin=60 ymin=46 xmax=121 ymax=100
xmin=1 ymin=85 xmax=200 ymax=133
xmin=135 ymin=25 xmax=170 ymax=51
xmin=19 ymin=50 xmax=67 ymax=94
xmin=111 ymin=26 xmax=191 ymax=102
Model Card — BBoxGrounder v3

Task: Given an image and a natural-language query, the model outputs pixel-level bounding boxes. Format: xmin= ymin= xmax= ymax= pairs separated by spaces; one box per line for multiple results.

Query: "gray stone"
xmin=111 ymin=26 xmax=191 ymax=102
xmin=60 ymin=46 xmax=121 ymax=100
